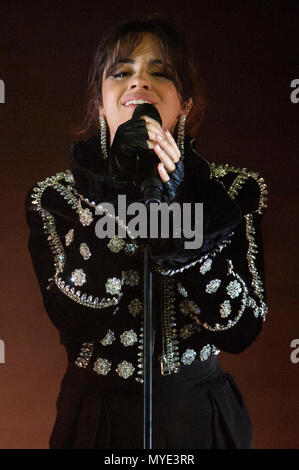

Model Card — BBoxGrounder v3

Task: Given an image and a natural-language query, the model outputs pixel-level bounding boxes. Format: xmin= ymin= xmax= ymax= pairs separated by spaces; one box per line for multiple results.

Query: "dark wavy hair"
xmin=76 ymin=16 xmax=207 ymax=138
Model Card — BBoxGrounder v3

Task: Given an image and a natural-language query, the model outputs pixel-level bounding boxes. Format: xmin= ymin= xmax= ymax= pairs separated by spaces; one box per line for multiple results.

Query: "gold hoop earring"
xmin=177 ymin=113 xmax=186 ymax=159
xmin=99 ymin=114 xmax=108 ymax=159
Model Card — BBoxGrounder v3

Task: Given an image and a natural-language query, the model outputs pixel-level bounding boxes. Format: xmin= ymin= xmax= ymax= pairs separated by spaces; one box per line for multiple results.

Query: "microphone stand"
xmin=141 ymin=177 xmax=163 ymax=450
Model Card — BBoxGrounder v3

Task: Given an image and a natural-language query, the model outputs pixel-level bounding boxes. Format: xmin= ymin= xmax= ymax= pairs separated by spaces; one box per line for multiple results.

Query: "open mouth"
xmin=122 ymin=99 xmax=154 ymax=107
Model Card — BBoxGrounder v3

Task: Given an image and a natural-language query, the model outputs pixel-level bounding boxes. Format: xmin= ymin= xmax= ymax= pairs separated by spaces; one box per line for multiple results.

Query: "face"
xmin=99 ymin=33 xmax=185 ymax=144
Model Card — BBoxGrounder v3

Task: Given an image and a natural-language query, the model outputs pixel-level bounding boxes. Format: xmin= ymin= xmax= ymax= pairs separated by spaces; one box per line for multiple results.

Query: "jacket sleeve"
xmin=171 ymin=169 xmax=268 ymax=354
xmin=25 ymin=175 xmax=120 ymax=344
xmin=149 ymin=175 xmax=243 ymax=267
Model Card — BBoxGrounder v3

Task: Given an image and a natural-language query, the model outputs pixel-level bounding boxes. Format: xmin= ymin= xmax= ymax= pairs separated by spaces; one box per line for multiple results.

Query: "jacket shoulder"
xmin=210 ymin=162 xmax=268 ymax=215
xmin=25 ymin=170 xmax=74 ymax=212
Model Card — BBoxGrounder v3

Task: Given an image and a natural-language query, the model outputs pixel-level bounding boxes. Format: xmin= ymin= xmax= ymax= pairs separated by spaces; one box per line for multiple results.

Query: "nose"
xmin=128 ymin=72 xmax=151 ymax=90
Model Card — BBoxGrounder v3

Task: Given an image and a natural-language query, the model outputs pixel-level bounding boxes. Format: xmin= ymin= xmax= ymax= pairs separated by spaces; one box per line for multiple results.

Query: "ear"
xmin=98 ymin=103 xmax=105 ymax=115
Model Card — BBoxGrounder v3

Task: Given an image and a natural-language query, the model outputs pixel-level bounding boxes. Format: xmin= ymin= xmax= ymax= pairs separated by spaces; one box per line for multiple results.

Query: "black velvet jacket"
xmin=25 ymin=134 xmax=268 ymax=383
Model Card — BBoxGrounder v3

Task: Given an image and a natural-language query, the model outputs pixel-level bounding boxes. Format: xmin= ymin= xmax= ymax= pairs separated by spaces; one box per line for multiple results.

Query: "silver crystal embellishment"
xmin=93 ymin=358 xmax=111 ymax=375
xmin=124 ymin=242 xmax=138 ymax=255
xmin=116 ymin=360 xmax=135 ymax=379
xmin=78 ymin=200 xmax=93 ymax=226
xmin=226 ymin=280 xmax=242 ymax=299
xmin=177 ymin=282 xmax=188 ymax=297
xmin=105 ymin=277 xmax=122 ymax=295
xmin=128 ymin=298 xmax=143 ymax=317
xmin=79 ymin=242 xmax=91 ymax=260
xmin=200 ymin=258 xmax=212 ymax=275
xmin=120 ymin=330 xmax=138 ymax=347
xmin=65 ymin=228 xmax=74 ymax=246
xmin=122 ymin=270 xmax=140 ymax=287
xmin=220 ymin=300 xmax=232 ymax=318
xmin=205 ymin=279 xmax=221 ymax=294
xmin=107 ymin=236 xmax=126 ymax=253
xmin=200 ymin=344 xmax=212 ymax=361
xmin=181 ymin=349 xmax=197 ymax=365
xmin=71 ymin=268 xmax=86 ymax=286
xmin=179 ymin=299 xmax=201 ymax=316
xmin=100 ymin=330 xmax=115 ymax=346
xmin=180 ymin=324 xmax=195 ymax=340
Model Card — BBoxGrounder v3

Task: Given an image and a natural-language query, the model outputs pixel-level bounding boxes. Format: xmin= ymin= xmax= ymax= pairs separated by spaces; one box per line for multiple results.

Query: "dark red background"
xmin=0 ymin=0 xmax=298 ymax=449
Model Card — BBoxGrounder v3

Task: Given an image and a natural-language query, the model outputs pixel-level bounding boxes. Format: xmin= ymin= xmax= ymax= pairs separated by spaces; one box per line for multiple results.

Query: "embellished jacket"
xmin=25 ymin=134 xmax=268 ymax=383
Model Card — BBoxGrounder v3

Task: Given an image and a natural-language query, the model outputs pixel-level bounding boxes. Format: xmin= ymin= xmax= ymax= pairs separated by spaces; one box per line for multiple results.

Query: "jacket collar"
xmin=70 ymin=133 xmax=211 ymax=202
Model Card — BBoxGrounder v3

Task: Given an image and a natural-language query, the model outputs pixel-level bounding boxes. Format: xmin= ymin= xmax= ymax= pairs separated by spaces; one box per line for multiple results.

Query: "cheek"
xmin=160 ymin=90 xmax=182 ymax=129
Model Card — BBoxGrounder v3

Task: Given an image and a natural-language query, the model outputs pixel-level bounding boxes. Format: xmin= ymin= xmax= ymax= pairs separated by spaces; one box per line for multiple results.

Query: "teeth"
xmin=124 ymin=99 xmax=151 ymax=106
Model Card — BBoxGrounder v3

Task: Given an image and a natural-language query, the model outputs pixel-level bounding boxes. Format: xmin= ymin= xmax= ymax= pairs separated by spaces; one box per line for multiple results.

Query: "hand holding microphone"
xmin=109 ymin=103 xmax=184 ymax=203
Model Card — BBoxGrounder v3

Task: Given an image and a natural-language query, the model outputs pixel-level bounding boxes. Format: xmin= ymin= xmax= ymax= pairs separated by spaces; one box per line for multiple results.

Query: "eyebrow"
xmin=117 ymin=58 xmax=164 ymax=65
xmin=105 ymin=58 xmax=166 ymax=78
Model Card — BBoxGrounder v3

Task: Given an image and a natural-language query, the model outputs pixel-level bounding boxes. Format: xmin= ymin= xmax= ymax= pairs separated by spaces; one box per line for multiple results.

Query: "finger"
xmin=146 ymin=139 xmax=175 ymax=172
xmin=157 ymin=162 xmax=170 ymax=183
xmin=154 ymin=143 xmax=176 ymax=172
xmin=164 ymin=129 xmax=178 ymax=147
xmin=141 ymin=115 xmax=163 ymax=130
xmin=153 ymin=132 xmax=180 ymax=163
xmin=163 ymin=130 xmax=181 ymax=159
xmin=144 ymin=122 xmax=179 ymax=161
xmin=146 ymin=139 xmax=155 ymax=150
xmin=144 ymin=122 xmax=164 ymax=140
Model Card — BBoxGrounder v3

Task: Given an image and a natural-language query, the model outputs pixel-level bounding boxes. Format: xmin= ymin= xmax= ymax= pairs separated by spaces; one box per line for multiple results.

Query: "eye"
xmin=112 ymin=71 xmax=131 ymax=78
xmin=152 ymin=72 xmax=167 ymax=77
xmin=151 ymin=69 xmax=172 ymax=80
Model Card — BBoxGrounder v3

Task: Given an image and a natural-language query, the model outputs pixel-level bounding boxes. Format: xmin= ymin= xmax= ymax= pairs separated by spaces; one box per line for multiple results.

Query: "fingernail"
xmin=156 ymin=144 xmax=162 ymax=152
xmin=157 ymin=133 xmax=164 ymax=141
xmin=166 ymin=130 xmax=172 ymax=137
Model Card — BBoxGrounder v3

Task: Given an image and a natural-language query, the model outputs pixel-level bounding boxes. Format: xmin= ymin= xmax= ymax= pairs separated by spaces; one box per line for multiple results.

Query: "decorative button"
xmin=128 ymin=298 xmax=143 ymax=317
xmin=220 ymin=300 xmax=231 ymax=318
xmin=199 ymin=344 xmax=211 ymax=361
xmin=200 ymin=258 xmax=212 ymax=275
xmin=100 ymin=330 xmax=115 ymax=346
xmin=226 ymin=280 xmax=242 ymax=299
xmin=105 ymin=277 xmax=122 ymax=295
xmin=180 ymin=323 xmax=195 ymax=340
xmin=122 ymin=270 xmax=140 ymax=287
xmin=120 ymin=330 xmax=138 ymax=347
xmin=181 ymin=349 xmax=197 ymax=365
xmin=179 ymin=299 xmax=201 ymax=316
xmin=79 ymin=242 xmax=91 ymax=260
xmin=177 ymin=282 xmax=188 ymax=298
xmin=65 ymin=228 xmax=74 ymax=246
xmin=71 ymin=268 xmax=86 ymax=287
xmin=78 ymin=200 xmax=93 ymax=226
xmin=107 ymin=236 xmax=126 ymax=253
xmin=124 ymin=242 xmax=138 ymax=255
xmin=205 ymin=279 xmax=221 ymax=294
xmin=93 ymin=358 xmax=111 ymax=375
xmin=116 ymin=361 xmax=135 ymax=379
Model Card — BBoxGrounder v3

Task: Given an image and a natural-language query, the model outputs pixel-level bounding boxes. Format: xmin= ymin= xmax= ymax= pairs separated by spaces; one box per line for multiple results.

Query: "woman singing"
xmin=25 ymin=16 xmax=268 ymax=449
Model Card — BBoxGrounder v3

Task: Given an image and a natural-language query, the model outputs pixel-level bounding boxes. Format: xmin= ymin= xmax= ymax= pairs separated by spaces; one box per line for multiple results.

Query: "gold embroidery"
xmin=210 ymin=162 xmax=268 ymax=214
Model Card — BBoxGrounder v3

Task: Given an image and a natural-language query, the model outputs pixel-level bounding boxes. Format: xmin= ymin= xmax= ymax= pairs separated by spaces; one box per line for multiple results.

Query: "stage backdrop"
xmin=0 ymin=0 xmax=298 ymax=449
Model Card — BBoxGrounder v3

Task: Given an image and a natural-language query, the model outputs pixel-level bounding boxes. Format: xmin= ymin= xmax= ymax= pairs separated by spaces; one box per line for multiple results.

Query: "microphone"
xmin=132 ymin=103 xmax=164 ymax=206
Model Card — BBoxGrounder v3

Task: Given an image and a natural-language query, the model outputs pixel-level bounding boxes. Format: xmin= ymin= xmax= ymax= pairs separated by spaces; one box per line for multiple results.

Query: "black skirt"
xmin=49 ymin=357 xmax=253 ymax=449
